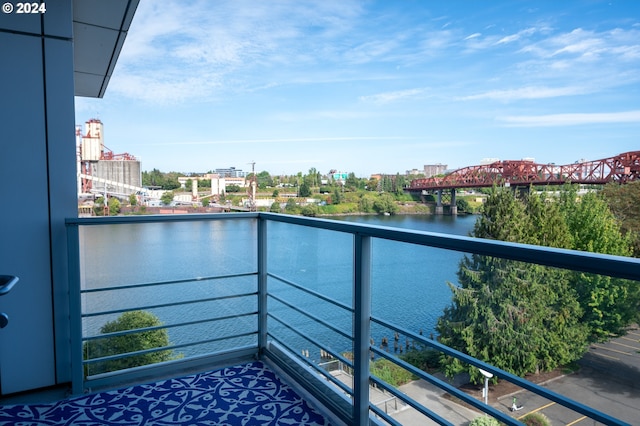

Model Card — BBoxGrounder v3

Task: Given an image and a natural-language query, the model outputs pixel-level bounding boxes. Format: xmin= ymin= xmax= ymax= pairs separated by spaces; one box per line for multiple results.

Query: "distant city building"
xmin=77 ymin=119 xmax=141 ymax=196
xmin=332 ymin=172 xmax=349 ymax=184
xmin=406 ymin=168 xmax=422 ymax=175
xmin=423 ymin=163 xmax=447 ymax=177
xmin=215 ymin=167 xmax=246 ymax=178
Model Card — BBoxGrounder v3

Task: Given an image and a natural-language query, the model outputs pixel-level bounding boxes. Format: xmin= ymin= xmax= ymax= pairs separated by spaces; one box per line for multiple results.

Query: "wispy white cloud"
xmin=464 ymin=33 xmax=482 ymax=41
xmin=460 ymin=86 xmax=587 ymax=101
xmin=359 ymin=88 xmax=428 ymax=104
xmin=497 ymin=110 xmax=640 ymax=127
xmin=496 ymin=27 xmax=537 ymax=45
xmin=113 ymin=0 xmax=367 ymax=103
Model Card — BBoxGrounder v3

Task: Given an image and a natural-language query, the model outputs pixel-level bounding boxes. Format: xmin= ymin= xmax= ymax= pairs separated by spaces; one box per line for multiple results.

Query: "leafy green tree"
xmin=373 ymin=193 xmax=399 ymax=215
xmin=559 ymin=187 xmax=638 ymax=340
xmin=602 ymin=181 xmax=640 ymax=256
xmin=108 ymin=197 xmax=121 ymax=215
xmin=270 ymin=201 xmax=281 ymax=213
xmin=129 ymin=193 xmax=137 ymax=206
xmin=84 ymin=310 xmax=176 ymax=376
xmin=285 ymin=198 xmax=299 ymax=214
xmin=455 ymin=198 xmax=470 ymax=214
xmin=358 ymin=194 xmax=376 ymax=213
xmin=256 ymin=171 xmax=273 ymax=189
xmin=394 ymin=173 xmax=408 ymax=195
xmin=366 ymin=178 xmax=379 ymax=191
xmin=299 ymin=182 xmax=312 ymax=197
xmin=272 ymin=189 xmax=280 ymax=198
xmin=438 ymin=188 xmax=588 ymax=381
xmin=301 ymin=204 xmax=320 ymax=217
xmin=161 ymin=191 xmax=174 ymax=205
xmin=226 ymin=185 xmax=241 ymax=193
xmin=141 ymin=169 xmax=182 ymax=190
xmin=332 ymin=188 xmax=342 ymax=205
xmin=201 ymin=197 xmax=210 ymax=207
xmin=346 ymin=172 xmax=361 ymax=190
xmin=93 ymin=198 xmax=105 ymax=216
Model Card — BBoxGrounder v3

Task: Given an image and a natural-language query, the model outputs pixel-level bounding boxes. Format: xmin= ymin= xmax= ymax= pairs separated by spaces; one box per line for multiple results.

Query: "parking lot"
xmin=493 ymin=326 xmax=640 ymax=425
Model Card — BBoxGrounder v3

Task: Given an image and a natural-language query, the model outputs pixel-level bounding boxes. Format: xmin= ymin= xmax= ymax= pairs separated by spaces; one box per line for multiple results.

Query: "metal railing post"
xmin=66 ymin=222 xmax=84 ymax=395
xmin=353 ymin=233 xmax=371 ymax=425
xmin=257 ymin=217 xmax=268 ymax=354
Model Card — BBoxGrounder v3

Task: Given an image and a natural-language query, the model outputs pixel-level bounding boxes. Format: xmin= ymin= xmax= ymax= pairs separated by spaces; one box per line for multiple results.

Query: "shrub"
xmin=370 ymin=358 xmax=415 ymax=387
xmin=400 ymin=348 xmax=441 ymax=371
xmin=522 ymin=412 xmax=551 ymax=426
xmin=83 ymin=310 xmax=177 ymax=376
xmin=469 ymin=416 xmax=500 ymax=426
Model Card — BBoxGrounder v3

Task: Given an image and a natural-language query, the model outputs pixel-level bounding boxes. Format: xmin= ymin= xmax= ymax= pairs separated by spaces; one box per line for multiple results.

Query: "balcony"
xmin=3 ymin=212 xmax=639 ymax=425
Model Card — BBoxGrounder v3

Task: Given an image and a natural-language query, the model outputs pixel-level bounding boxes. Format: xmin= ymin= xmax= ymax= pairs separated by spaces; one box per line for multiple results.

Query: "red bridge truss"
xmin=407 ymin=151 xmax=640 ymax=192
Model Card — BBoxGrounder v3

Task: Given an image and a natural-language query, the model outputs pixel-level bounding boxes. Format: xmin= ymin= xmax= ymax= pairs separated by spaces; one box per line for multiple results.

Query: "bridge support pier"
xmin=436 ymin=190 xmax=443 ymax=215
xmin=450 ymin=189 xmax=457 ymax=216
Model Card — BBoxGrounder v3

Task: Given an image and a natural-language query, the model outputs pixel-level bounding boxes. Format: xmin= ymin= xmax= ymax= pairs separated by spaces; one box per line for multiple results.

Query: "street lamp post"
xmin=479 ymin=368 xmax=493 ymax=405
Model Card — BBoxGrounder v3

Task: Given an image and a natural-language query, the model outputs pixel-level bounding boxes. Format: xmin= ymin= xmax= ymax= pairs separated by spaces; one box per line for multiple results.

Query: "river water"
xmin=79 ymin=214 xmax=477 ymax=360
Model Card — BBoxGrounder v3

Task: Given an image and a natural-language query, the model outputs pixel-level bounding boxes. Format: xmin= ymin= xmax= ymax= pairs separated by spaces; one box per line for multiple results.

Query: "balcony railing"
xmin=66 ymin=212 xmax=640 ymax=425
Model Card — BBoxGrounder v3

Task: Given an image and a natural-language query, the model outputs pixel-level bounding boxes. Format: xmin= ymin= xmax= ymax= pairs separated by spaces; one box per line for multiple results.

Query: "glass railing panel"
xmin=366 ymin=244 xmax=639 ymax=425
xmin=265 ymin=221 xmax=354 ymax=387
xmin=76 ymin=218 xmax=259 ymax=379
xmin=370 ymin=238 xmax=463 ymax=346
xmin=79 ymin=219 xmax=257 ymax=287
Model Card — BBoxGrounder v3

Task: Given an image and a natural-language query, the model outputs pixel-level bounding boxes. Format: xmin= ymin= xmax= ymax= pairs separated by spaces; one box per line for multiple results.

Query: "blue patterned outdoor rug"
xmin=0 ymin=361 xmax=330 ymax=425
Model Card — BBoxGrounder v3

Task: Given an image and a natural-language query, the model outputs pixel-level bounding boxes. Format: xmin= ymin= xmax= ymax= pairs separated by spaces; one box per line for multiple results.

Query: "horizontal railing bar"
xmin=268 ymin=293 xmax=352 ymax=341
xmin=265 ymin=334 xmax=354 ymax=397
xmin=315 ymin=349 xmax=354 ymax=372
xmin=84 ymin=345 xmax=259 ymax=390
xmin=83 ymin=312 xmax=258 ymax=342
xmin=268 ymin=272 xmax=353 ymax=312
xmin=267 ymin=313 xmax=344 ymax=362
xmin=81 ymin=272 xmax=257 ymax=294
xmin=368 ymin=375 xmax=452 ymax=426
xmin=371 ymin=346 xmax=518 ymax=426
xmin=261 ymin=213 xmax=640 ymax=281
xmin=267 ymin=312 xmax=354 ymax=367
xmin=371 ymin=316 xmax=627 ymax=426
xmin=68 ymin=213 xmax=640 ymax=281
xmin=66 ymin=212 xmax=259 ymax=226
xmin=84 ymin=331 xmax=258 ymax=365
xmin=82 ymin=291 xmax=257 ymax=318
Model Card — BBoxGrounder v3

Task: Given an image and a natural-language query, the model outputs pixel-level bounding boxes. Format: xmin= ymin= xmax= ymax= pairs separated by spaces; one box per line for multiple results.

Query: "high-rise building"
xmin=423 ymin=163 xmax=448 ymax=177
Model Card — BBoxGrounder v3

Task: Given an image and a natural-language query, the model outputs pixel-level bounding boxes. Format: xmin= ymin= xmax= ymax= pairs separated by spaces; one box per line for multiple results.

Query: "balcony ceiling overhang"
xmin=73 ymin=0 xmax=139 ymax=98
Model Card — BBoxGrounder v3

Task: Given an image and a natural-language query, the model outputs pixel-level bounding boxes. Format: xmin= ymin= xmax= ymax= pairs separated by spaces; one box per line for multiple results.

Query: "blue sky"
xmin=74 ymin=0 xmax=640 ymax=177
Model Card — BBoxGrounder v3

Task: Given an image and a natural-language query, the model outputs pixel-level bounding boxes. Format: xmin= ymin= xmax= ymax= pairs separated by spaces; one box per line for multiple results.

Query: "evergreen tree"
xmin=438 ymin=188 xmax=588 ymax=381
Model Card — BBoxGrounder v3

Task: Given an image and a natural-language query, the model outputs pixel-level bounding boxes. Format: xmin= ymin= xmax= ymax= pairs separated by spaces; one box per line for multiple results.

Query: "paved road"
xmin=382 ymin=326 xmax=640 ymax=425
xmin=491 ymin=327 xmax=640 ymax=426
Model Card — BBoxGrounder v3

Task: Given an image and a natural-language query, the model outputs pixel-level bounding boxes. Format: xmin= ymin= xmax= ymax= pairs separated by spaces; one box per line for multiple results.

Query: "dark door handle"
xmin=0 ymin=313 xmax=8 ymax=328
xmin=0 ymin=275 xmax=19 ymax=296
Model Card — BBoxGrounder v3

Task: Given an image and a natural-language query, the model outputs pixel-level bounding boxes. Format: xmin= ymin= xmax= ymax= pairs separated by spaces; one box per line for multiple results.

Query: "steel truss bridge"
xmin=405 ymin=151 xmax=640 ymax=215
xmin=407 ymin=151 xmax=640 ymax=192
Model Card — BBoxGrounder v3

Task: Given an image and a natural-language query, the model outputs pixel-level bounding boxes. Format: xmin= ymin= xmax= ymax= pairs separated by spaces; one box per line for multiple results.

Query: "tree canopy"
xmin=83 ymin=310 xmax=176 ymax=376
xmin=437 ymin=186 xmax=637 ymax=381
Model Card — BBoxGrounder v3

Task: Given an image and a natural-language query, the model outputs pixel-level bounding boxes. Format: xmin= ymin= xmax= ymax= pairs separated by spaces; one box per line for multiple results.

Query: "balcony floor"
xmin=0 ymin=361 xmax=330 ymax=425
